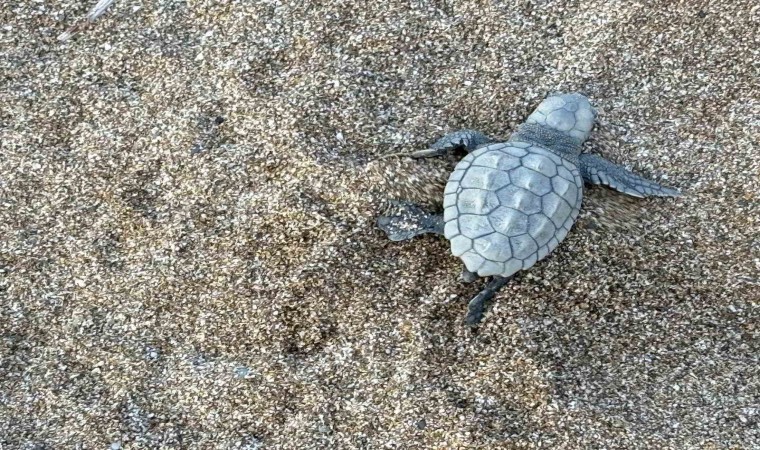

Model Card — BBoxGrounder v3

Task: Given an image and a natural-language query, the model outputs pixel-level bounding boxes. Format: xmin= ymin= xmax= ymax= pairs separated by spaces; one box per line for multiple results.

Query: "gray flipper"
xmin=378 ymin=130 xmax=493 ymax=160
xmin=430 ymin=129 xmax=494 ymax=153
xmin=407 ymin=129 xmax=493 ymax=159
xmin=579 ymin=153 xmax=681 ymax=198
xmin=465 ymin=276 xmax=512 ymax=326
xmin=377 ymin=201 xmax=444 ymax=242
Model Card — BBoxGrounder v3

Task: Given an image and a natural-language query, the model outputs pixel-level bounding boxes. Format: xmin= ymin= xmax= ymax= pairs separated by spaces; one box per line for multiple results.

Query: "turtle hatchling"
xmin=377 ymin=93 xmax=681 ymax=325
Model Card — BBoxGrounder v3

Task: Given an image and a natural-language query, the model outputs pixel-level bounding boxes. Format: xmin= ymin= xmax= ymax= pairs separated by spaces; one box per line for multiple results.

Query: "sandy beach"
xmin=1 ymin=0 xmax=758 ymax=448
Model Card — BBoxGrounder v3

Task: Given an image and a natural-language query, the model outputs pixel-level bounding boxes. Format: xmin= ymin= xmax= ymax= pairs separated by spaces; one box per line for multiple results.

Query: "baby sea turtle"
xmin=377 ymin=93 xmax=680 ymax=325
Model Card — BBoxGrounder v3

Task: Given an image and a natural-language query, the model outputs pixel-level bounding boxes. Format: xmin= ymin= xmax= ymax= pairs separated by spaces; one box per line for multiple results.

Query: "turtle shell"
xmin=442 ymin=141 xmax=583 ymax=277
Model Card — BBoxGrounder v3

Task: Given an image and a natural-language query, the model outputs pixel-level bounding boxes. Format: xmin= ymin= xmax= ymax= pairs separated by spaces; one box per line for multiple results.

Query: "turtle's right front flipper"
xmin=579 ymin=153 xmax=681 ymax=198
xmin=377 ymin=201 xmax=444 ymax=242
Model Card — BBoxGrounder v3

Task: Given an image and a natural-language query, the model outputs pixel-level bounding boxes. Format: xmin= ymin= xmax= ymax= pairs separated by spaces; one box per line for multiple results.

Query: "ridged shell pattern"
xmin=442 ymin=142 xmax=583 ymax=277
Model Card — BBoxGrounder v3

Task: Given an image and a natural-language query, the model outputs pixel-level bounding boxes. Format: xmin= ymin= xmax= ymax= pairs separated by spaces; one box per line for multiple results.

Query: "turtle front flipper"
xmin=579 ymin=153 xmax=681 ymax=198
xmin=377 ymin=201 xmax=444 ymax=242
xmin=378 ymin=130 xmax=493 ymax=160
xmin=428 ymin=129 xmax=493 ymax=154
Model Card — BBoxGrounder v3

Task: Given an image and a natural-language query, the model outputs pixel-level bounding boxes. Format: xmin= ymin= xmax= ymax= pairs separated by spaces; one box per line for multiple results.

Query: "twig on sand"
xmin=57 ymin=0 xmax=116 ymax=41
xmin=376 ymin=148 xmax=440 ymax=160
xmin=86 ymin=0 xmax=115 ymax=21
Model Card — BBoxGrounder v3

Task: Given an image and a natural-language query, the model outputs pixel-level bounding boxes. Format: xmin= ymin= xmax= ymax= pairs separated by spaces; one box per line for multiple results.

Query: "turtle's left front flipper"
xmin=579 ymin=153 xmax=681 ymax=198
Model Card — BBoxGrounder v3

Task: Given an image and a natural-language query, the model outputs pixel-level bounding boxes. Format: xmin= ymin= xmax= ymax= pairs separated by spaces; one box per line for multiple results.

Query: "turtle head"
xmin=526 ymin=93 xmax=597 ymax=142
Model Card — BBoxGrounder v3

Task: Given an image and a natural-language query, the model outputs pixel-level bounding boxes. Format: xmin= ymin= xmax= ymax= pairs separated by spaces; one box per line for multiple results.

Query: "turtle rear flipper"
xmin=377 ymin=201 xmax=444 ymax=242
xmin=465 ymin=276 xmax=513 ymax=325
xmin=579 ymin=153 xmax=681 ymax=198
